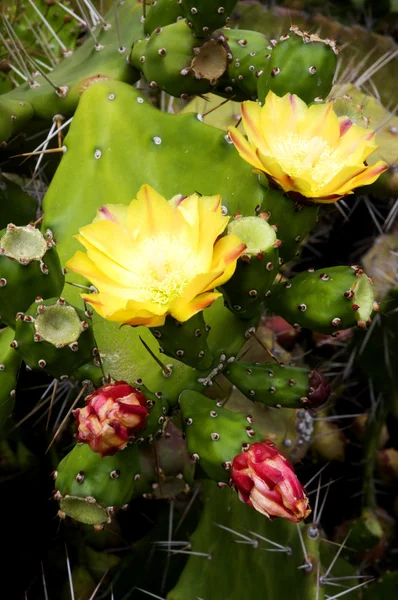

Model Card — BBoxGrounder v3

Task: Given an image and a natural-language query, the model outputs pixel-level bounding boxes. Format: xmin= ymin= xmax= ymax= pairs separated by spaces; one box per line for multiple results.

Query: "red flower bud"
xmin=74 ymin=381 xmax=149 ymax=457
xmin=230 ymin=440 xmax=311 ymax=523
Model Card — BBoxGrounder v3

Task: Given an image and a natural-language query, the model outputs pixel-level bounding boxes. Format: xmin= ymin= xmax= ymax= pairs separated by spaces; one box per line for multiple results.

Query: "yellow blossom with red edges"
xmin=66 ymin=184 xmax=246 ymax=326
xmin=228 ymin=91 xmax=388 ymax=203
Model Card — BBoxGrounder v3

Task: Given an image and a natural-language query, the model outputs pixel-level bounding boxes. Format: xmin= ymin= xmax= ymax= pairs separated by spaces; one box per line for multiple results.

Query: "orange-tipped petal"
xmin=227 ymin=127 xmax=264 ymax=171
xmin=169 ymin=291 xmax=221 ymax=322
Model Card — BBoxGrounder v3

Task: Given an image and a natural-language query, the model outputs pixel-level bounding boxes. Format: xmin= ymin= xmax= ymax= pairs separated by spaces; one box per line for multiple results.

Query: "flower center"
xmin=272 ymin=133 xmax=345 ymax=189
xmin=128 ymin=235 xmax=203 ymax=305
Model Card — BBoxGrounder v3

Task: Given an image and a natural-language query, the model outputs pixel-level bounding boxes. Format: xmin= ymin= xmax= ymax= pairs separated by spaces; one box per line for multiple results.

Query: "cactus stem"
xmin=45 ymin=384 xmax=88 ymax=453
xmin=139 ymin=336 xmax=172 ymax=377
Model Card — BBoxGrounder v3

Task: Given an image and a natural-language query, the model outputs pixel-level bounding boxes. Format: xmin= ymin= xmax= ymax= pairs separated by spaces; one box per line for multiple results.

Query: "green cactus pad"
xmin=144 ymin=0 xmax=184 ymax=35
xmin=225 ymin=361 xmax=330 ymax=409
xmin=225 ymin=28 xmax=269 ymax=100
xmin=0 ymin=327 xmax=21 ymax=432
xmin=168 ymin=482 xmax=356 ymax=600
xmin=0 ymin=224 xmax=64 ymax=328
xmin=179 ymin=0 xmax=238 ymax=37
xmin=131 ymin=21 xmax=230 ymax=98
xmin=267 ymin=266 xmax=374 ymax=334
xmin=14 ymin=297 xmax=96 ymax=378
xmin=258 ymin=27 xmax=338 ymax=104
xmin=134 ymin=383 xmax=169 ymax=440
xmin=42 ymin=79 xmax=266 ymax=396
xmin=221 ymin=215 xmax=279 ymax=320
xmin=152 ymin=312 xmax=214 ymax=370
xmin=56 ymin=442 xmax=142 ymax=525
xmin=260 ymin=185 xmax=319 ymax=264
xmin=180 ymin=389 xmax=262 ymax=482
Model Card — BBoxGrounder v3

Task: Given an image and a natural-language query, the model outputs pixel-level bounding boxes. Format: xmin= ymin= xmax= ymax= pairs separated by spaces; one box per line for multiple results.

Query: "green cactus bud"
xmin=151 ymin=312 xmax=214 ymax=370
xmin=144 ymin=0 xmax=184 ymax=35
xmin=220 ymin=215 xmax=279 ymax=320
xmin=180 ymin=389 xmax=262 ymax=483
xmin=179 ymin=0 xmax=238 ymax=37
xmin=14 ymin=297 xmax=96 ymax=378
xmin=130 ymin=21 xmax=230 ymax=99
xmin=225 ymin=29 xmax=269 ymax=99
xmin=224 ymin=361 xmax=331 ymax=409
xmin=257 ymin=26 xmax=338 ymax=104
xmin=55 ymin=442 xmax=142 ymax=525
xmin=0 ymin=326 xmax=21 ymax=432
xmin=267 ymin=266 xmax=374 ymax=334
xmin=0 ymin=224 xmax=64 ymax=328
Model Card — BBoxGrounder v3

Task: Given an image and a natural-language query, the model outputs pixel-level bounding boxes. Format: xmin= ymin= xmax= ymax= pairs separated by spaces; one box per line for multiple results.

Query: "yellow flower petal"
xmin=169 ymin=291 xmax=221 ymax=322
xmin=94 ymin=204 xmax=129 ymax=225
xmin=261 ymin=92 xmax=307 ymax=144
xmin=83 ymin=292 xmax=166 ymax=326
xmin=77 ymin=220 xmax=137 ymax=270
xmin=68 ymin=186 xmax=243 ymax=325
xmin=297 ymin=102 xmax=340 ymax=146
xmin=210 ymin=234 xmax=247 ymax=288
xmin=227 ymin=127 xmax=264 ymax=171
xmin=229 ymin=91 xmax=388 ymax=202
xmin=241 ymin=101 xmax=271 ymax=156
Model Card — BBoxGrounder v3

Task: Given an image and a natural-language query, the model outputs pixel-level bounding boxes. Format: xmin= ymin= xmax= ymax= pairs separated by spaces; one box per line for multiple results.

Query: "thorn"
xmin=322 ymin=531 xmax=351 ymax=581
xmin=65 ymin=544 xmax=75 ymax=600
xmin=213 ymin=523 xmax=258 ymax=546
xmin=88 ymin=569 xmax=109 ymax=600
xmin=324 ymin=579 xmax=374 ymax=599
xmin=26 ymin=0 xmax=71 ymax=55
xmin=202 ymin=96 xmax=236 ymax=118
xmin=249 ymin=330 xmax=282 ymax=365
xmin=45 ymin=384 xmax=88 ymax=453
xmin=139 ymin=336 xmax=172 ymax=377
xmin=55 ymin=2 xmax=87 ymax=26
xmin=134 ymin=589 xmax=165 ymax=600
xmin=41 ymin=562 xmax=49 ymax=600
xmin=46 ymin=379 xmax=58 ymax=430
xmin=10 ymin=147 xmax=66 ymax=160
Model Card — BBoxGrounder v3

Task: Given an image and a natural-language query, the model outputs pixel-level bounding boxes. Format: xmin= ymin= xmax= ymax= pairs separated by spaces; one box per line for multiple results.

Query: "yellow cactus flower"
xmin=66 ymin=185 xmax=246 ymax=326
xmin=228 ymin=91 xmax=388 ymax=203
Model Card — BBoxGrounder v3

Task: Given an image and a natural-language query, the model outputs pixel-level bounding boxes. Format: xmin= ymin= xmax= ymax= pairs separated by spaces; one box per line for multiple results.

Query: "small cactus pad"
xmin=55 ymin=442 xmax=142 ymax=525
xmin=130 ymin=21 xmax=230 ymax=98
xmin=221 ymin=215 xmax=279 ymax=320
xmin=14 ymin=297 xmax=96 ymax=378
xmin=144 ymin=0 xmax=184 ymax=35
xmin=179 ymin=0 xmax=238 ymax=37
xmin=260 ymin=185 xmax=319 ymax=264
xmin=0 ymin=224 xmax=64 ymax=327
xmin=267 ymin=266 xmax=374 ymax=334
xmin=225 ymin=29 xmax=269 ymax=100
xmin=0 ymin=327 xmax=21 ymax=431
xmin=257 ymin=26 xmax=338 ymax=104
xmin=180 ymin=389 xmax=262 ymax=482
xmin=152 ymin=312 xmax=214 ymax=370
xmin=225 ymin=361 xmax=331 ymax=409
xmin=134 ymin=382 xmax=169 ymax=439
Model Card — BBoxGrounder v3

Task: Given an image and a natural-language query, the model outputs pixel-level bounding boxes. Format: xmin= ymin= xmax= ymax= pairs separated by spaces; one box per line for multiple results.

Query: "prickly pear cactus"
xmin=1 ymin=0 xmax=397 ymax=598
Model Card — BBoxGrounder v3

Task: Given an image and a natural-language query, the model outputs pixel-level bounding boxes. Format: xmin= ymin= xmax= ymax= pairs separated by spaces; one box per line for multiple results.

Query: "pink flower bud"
xmin=74 ymin=381 xmax=149 ymax=457
xmin=230 ymin=440 xmax=311 ymax=523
